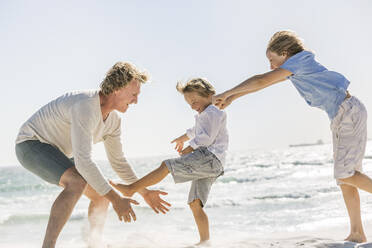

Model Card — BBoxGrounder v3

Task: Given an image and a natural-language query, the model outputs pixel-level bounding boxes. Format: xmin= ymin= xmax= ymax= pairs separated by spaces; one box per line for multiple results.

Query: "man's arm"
xmin=104 ymin=120 xmax=171 ymax=214
xmin=70 ymin=103 xmax=139 ymax=222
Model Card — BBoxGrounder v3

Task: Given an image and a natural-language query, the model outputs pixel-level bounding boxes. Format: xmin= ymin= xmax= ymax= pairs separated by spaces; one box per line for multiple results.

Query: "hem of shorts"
xmin=334 ymin=170 xmax=356 ymax=180
xmin=164 ymin=159 xmax=180 ymax=184
xmin=188 ymin=196 xmax=207 ymax=208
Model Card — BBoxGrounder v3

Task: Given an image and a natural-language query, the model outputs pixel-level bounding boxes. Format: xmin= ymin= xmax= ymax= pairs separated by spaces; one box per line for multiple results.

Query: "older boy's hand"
xmin=180 ymin=146 xmax=194 ymax=156
xmin=212 ymin=93 xmax=228 ymax=108
xmin=219 ymin=95 xmax=234 ymax=109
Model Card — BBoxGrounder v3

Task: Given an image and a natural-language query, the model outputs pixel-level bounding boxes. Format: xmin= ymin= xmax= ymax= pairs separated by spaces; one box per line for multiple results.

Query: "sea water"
xmin=1 ymin=141 xmax=372 ymax=248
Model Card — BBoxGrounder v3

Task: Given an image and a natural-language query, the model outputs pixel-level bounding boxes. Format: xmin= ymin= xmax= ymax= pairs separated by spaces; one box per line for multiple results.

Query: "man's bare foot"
xmin=344 ymin=232 xmax=367 ymax=243
xmin=109 ymin=180 xmax=135 ymax=197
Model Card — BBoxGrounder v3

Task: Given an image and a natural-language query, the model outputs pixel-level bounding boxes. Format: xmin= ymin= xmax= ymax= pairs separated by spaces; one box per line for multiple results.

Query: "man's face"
xmin=113 ymin=79 xmax=141 ymax=113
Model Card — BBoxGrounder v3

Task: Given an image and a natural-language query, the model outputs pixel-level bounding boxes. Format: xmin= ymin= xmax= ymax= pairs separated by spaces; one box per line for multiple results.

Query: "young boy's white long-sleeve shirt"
xmin=186 ymin=105 xmax=229 ymax=164
xmin=16 ymin=90 xmax=138 ymax=196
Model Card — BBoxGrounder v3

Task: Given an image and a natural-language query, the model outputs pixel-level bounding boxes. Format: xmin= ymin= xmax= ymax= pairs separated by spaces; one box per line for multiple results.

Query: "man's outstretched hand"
xmin=142 ymin=189 xmax=171 ymax=214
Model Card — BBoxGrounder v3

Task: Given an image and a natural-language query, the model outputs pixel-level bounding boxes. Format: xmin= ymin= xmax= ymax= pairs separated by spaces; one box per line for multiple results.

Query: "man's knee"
xmin=60 ymin=167 xmax=87 ymax=193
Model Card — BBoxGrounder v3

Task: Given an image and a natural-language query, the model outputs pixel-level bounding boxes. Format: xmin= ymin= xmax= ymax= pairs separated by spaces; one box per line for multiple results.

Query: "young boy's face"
xmin=184 ymin=92 xmax=211 ymax=114
xmin=266 ymin=50 xmax=288 ymax=70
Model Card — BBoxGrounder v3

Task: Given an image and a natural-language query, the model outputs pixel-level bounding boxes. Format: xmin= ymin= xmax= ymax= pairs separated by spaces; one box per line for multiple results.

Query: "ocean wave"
xmin=286 ymin=161 xmax=325 ymax=166
xmin=0 ymin=183 xmax=55 ymax=193
xmin=253 ymin=193 xmax=311 ymax=200
xmin=218 ymin=175 xmax=279 ymax=184
xmin=0 ymin=211 xmax=86 ymax=225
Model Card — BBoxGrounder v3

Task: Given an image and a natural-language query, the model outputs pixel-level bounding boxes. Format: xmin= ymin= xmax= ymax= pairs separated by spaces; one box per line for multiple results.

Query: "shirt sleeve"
xmin=70 ymin=102 xmax=112 ymax=196
xmin=189 ymin=111 xmax=224 ymax=149
xmin=186 ymin=126 xmax=196 ymax=139
xmin=280 ymin=51 xmax=313 ymax=75
xmin=103 ymin=119 xmax=138 ymax=184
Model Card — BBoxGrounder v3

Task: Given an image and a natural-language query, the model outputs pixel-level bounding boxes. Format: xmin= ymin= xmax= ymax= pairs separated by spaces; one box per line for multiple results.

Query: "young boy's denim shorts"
xmin=164 ymin=146 xmax=224 ymax=207
xmin=15 ymin=140 xmax=75 ymax=185
xmin=331 ymin=96 xmax=367 ymax=185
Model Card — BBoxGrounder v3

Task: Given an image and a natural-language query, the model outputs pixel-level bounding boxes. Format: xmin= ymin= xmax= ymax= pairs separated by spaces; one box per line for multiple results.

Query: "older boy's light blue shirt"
xmin=280 ymin=51 xmax=349 ymax=120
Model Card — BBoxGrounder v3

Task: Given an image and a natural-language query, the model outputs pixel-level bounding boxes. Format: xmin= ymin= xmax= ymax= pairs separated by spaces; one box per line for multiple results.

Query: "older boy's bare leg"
xmin=83 ymin=185 xmax=110 ymax=248
xmin=42 ymin=167 xmax=87 ymax=248
xmin=189 ymin=199 xmax=210 ymax=244
xmin=340 ymin=184 xmax=367 ymax=243
xmin=110 ymin=162 xmax=170 ymax=196
xmin=340 ymin=171 xmax=372 ymax=194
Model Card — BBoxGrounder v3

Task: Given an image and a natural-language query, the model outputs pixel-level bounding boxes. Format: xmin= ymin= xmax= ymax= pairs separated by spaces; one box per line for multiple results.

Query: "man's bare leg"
xmin=110 ymin=162 xmax=170 ymax=197
xmin=83 ymin=185 xmax=110 ymax=248
xmin=189 ymin=199 xmax=210 ymax=245
xmin=42 ymin=167 xmax=87 ymax=248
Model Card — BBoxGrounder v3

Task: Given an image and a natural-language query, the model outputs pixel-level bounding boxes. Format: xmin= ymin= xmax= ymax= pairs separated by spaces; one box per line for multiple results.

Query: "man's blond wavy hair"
xmin=100 ymin=62 xmax=149 ymax=95
xmin=176 ymin=78 xmax=216 ymax=97
xmin=267 ymin=30 xmax=305 ymax=57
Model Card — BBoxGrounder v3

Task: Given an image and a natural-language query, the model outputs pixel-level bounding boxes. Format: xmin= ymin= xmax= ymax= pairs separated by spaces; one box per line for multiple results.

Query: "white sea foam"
xmin=1 ymin=141 xmax=372 ymax=247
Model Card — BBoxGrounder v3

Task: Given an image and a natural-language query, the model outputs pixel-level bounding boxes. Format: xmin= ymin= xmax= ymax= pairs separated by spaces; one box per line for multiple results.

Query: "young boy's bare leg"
xmin=340 ymin=184 xmax=367 ymax=243
xmin=110 ymin=162 xmax=170 ymax=197
xmin=189 ymin=199 xmax=210 ymax=244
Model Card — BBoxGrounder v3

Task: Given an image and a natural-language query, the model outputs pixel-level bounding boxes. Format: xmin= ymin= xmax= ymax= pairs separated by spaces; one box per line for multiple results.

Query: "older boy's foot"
xmin=183 ymin=241 xmax=211 ymax=248
xmin=195 ymin=240 xmax=211 ymax=247
xmin=344 ymin=232 xmax=366 ymax=243
xmin=109 ymin=180 xmax=135 ymax=197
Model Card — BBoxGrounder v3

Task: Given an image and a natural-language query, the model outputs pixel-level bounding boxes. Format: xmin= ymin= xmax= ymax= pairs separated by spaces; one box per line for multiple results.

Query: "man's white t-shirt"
xmin=16 ymin=89 xmax=138 ymax=195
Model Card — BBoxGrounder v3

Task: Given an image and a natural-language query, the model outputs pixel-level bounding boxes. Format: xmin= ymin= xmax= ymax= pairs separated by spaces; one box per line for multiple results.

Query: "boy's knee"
xmin=160 ymin=161 xmax=170 ymax=172
xmin=339 ymin=171 xmax=361 ymax=185
xmin=189 ymin=199 xmax=203 ymax=210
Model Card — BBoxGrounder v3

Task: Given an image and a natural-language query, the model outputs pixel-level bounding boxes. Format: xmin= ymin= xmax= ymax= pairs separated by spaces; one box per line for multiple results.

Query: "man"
xmin=15 ymin=62 xmax=170 ymax=248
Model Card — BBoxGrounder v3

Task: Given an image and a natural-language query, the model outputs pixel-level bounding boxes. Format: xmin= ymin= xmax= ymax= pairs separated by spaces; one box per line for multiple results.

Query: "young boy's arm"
xmin=171 ymin=133 xmax=190 ymax=153
xmin=213 ymin=68 xmax=291 ymax=108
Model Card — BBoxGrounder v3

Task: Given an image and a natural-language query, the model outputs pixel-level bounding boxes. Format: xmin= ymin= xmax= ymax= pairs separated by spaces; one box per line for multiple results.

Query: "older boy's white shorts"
xmin=164 ymin=147 xmax=224 ymax=207
xmin=331 ymin=96 xmax=367 ymax=185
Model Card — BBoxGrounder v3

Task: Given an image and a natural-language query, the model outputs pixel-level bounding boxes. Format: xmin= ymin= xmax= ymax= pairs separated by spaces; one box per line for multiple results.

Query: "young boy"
xmin=110 ymin=78 xmax=228 ymax=246
xmin=213 ymin=30 xmax=369 ymax=243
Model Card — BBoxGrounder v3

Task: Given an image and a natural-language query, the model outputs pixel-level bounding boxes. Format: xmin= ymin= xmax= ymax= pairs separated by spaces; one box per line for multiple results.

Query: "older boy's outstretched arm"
xmin=213 ymin=68 xmax=292 ymax=109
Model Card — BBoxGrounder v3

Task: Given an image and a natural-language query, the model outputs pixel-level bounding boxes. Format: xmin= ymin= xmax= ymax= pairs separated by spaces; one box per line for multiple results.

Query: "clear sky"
xmin=1 ymin=0 xmax=371 ymax=166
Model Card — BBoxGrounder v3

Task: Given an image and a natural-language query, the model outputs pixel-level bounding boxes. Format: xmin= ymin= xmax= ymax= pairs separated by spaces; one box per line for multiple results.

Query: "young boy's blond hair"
xmin=176 ymin=78 xmax=216 ymax=97
xmin=267 ymin=30 xmax=305 ymax=57
xmin=100 ymin=62 xmax=149 ymax=95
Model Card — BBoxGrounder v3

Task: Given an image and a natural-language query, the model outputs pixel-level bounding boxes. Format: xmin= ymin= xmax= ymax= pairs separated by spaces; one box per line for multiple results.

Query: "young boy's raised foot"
xmin=344 ymin=232 xmax=366 ymax=243
xmin=109 ymin=180 xmax=135 ymax=197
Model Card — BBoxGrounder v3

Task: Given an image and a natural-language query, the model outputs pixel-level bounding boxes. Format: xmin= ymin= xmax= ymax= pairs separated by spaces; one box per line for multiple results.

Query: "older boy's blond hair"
xmin=100 ymin=62 xmax=149 ymax=95
xmin=176 ymin=78 xmax=216 ymax=97
xmin=267 ymin=30 xmax=305 ymax=57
